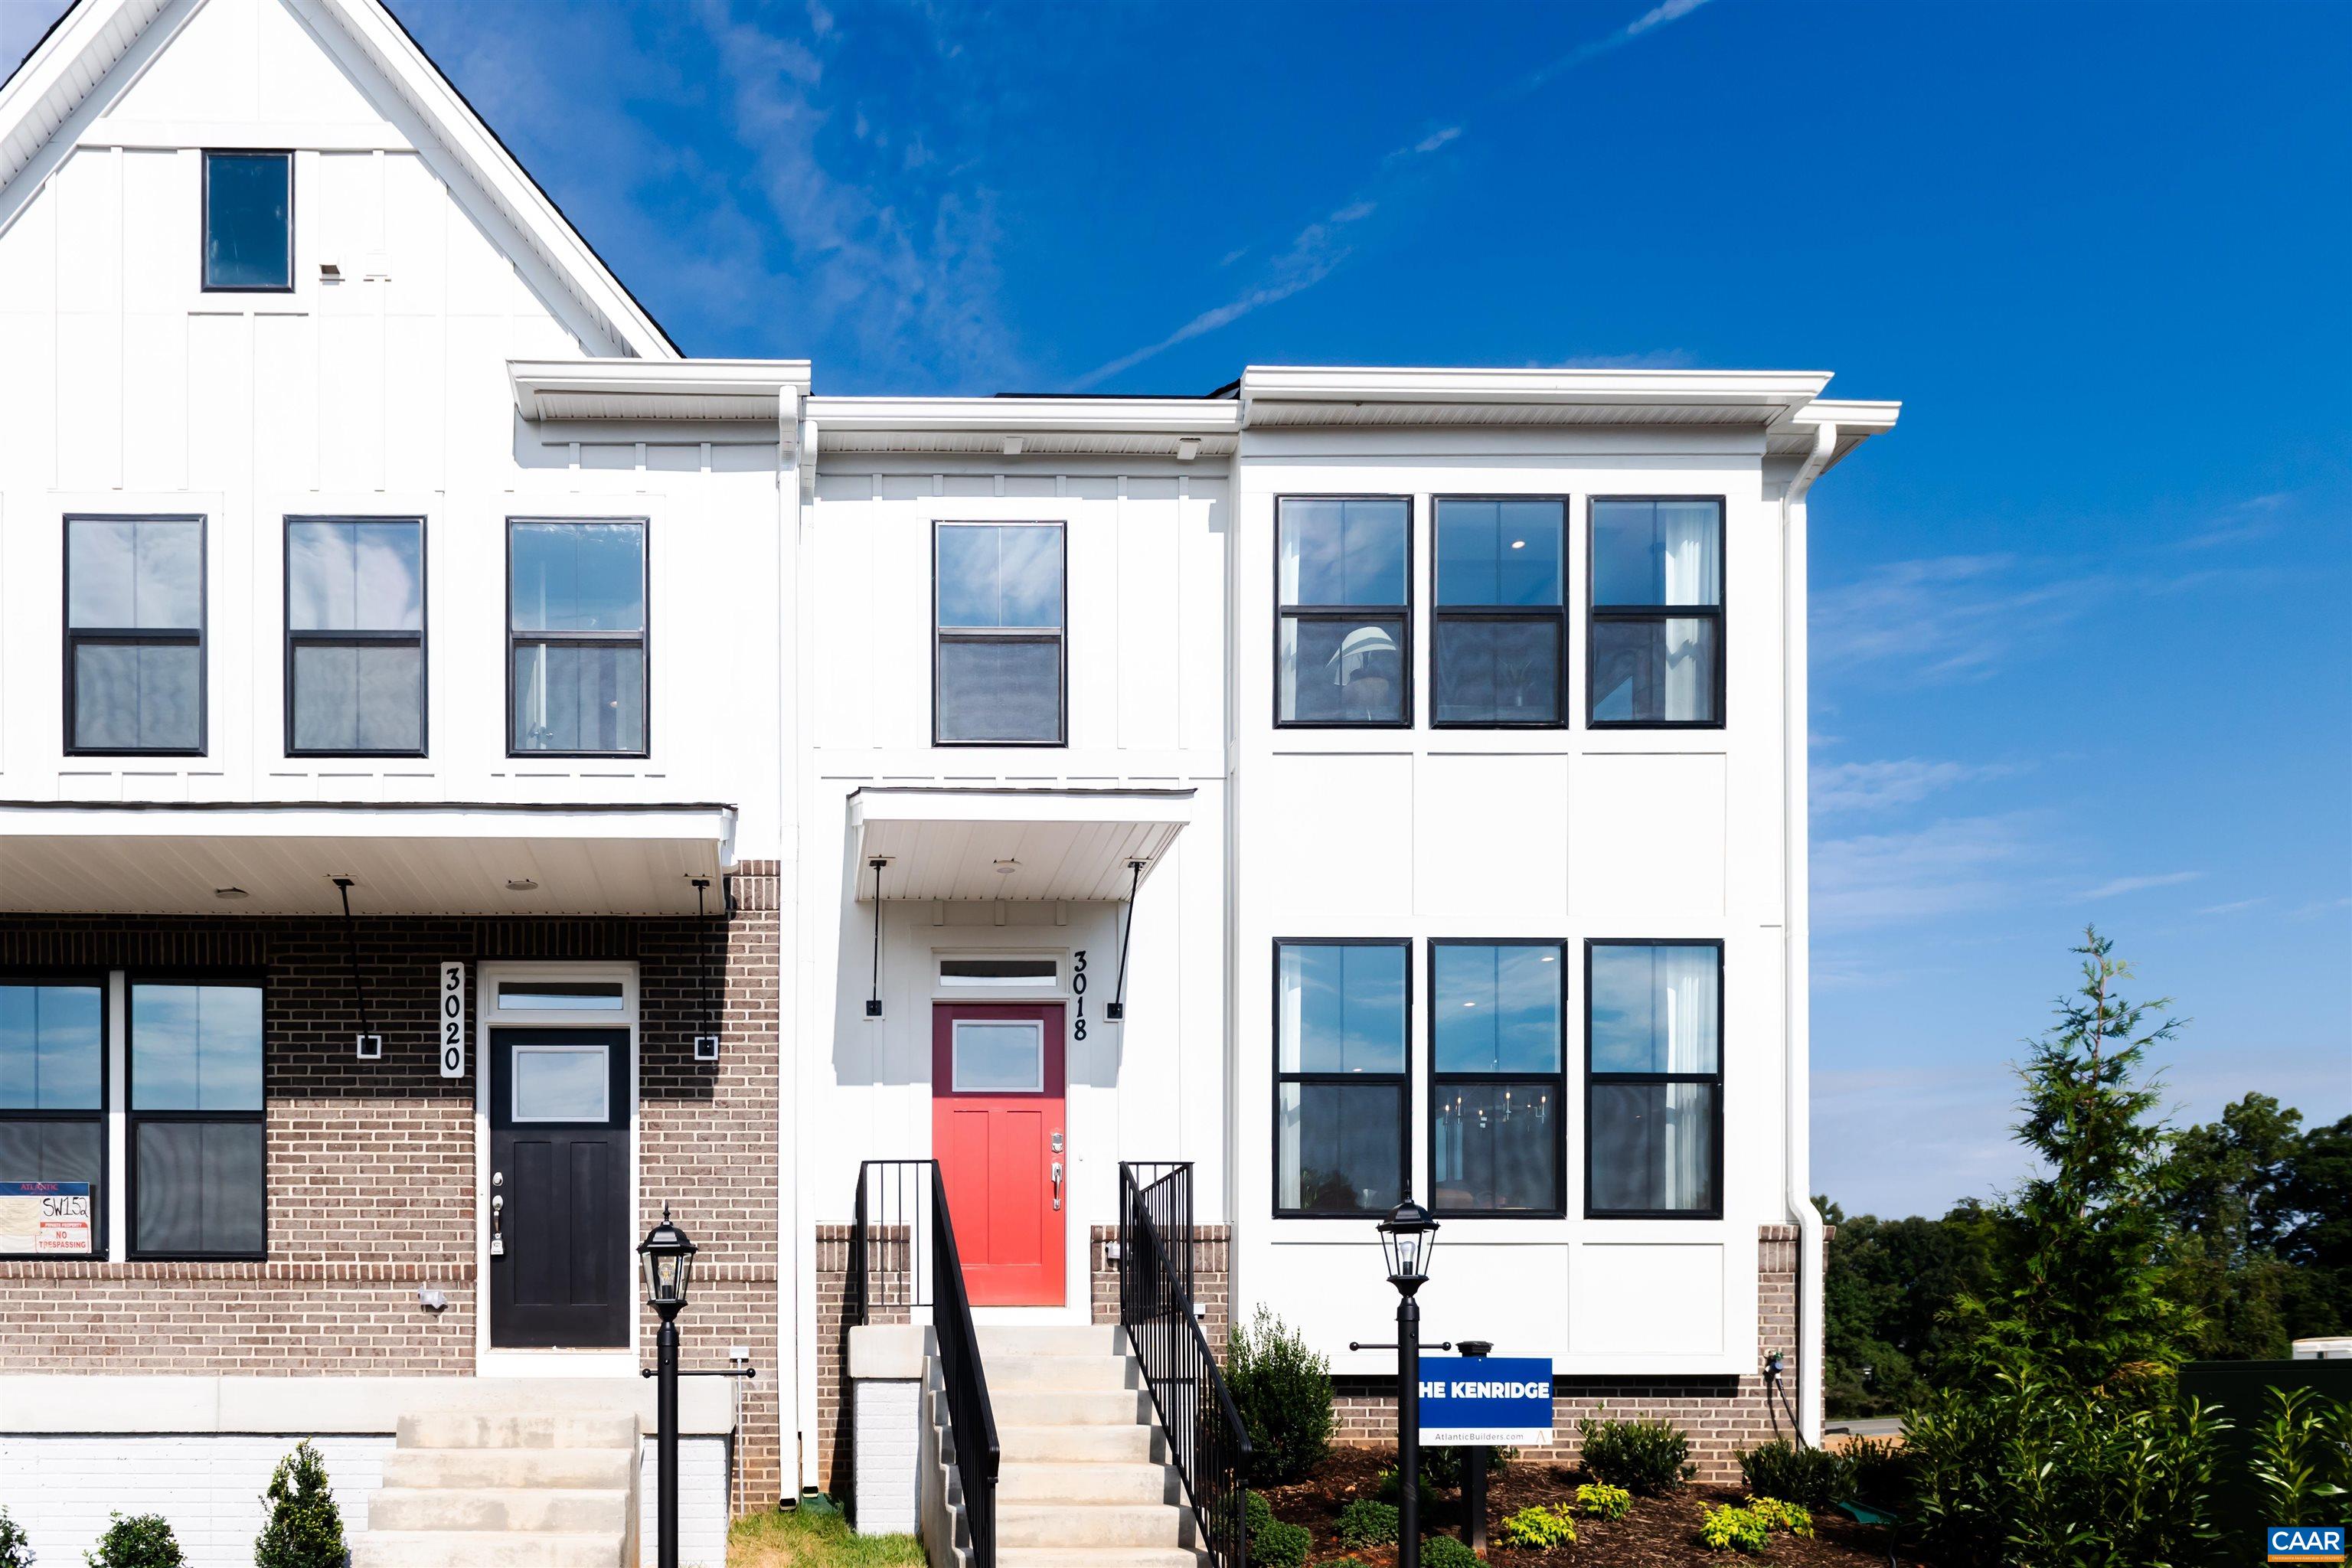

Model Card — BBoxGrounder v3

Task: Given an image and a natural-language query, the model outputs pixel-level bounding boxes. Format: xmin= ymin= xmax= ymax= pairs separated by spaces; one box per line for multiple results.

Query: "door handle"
xmin=490 ymin=1171 xmax=506 ymax=1256
xmin=1050 ymin=1160 xmax=1063 ymax=1211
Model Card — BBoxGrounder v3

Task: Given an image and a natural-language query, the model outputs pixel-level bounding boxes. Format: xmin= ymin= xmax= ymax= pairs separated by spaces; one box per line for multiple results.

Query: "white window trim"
xmin=928 ymin=946 xmax=1072 ymax=1004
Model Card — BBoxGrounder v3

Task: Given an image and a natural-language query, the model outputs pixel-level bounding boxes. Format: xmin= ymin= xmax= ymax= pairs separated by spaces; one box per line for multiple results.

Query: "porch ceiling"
xmin=0 ymin=802 xmax=734 ymax=916
xmin=847 ymin=786 xmax=1191 ymax=903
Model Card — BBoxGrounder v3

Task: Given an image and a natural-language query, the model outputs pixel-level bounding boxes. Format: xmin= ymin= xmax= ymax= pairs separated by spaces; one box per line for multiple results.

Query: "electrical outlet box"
xmin=355 ymin=1033 xmax=382 ymax=1060
xmin=694 ymin=1034 xmax=720 ymax=1063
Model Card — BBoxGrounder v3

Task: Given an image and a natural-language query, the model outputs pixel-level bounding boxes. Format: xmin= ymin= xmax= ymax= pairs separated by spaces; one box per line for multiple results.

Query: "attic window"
xmin=203 ymin=151 xmax=292 ymax=291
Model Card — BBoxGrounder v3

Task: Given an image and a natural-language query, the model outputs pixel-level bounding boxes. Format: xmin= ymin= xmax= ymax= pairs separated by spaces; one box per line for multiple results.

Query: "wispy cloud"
xmin=1813 ymin=756 xmax=2024 ymax=813
xmin=1510 ymin=0 xmax=1717 ymax=97
xmin=2177 ymin=491 xmax=2292 ymax=550
xmin=2078 ymin=871 xmax=2202 ymax=900
xmin=2195 ymin=897 xmax=2269 ymax=916
xmin=1813 ymin=554 xmax=2109 ymax=683
xmin=1814 ymin=813 xmax=2043 ymax=929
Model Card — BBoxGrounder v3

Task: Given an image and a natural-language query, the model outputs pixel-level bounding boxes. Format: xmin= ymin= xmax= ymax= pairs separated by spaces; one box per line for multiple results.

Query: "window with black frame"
xmin=0 ymin=982 xmax=106 ymax=1256
xmin=1274 ymin=939 xmax=1408 ymax=1216
xmin=1586 ymin=941 xmax=1722 ymax=1217
xmin=65 ymin=515 xmax=206 ymax=754
xmin=1431 ymin=940 xmax=1566 ymax=1214
xmin=1276 ymin=497 xmax=1410 ymax=725
xmin=1589 ymin=498 xmax=1723 ymax=726
xmin=933 ymin=521 xmax=1065 ymax=745
xmin=286 ymin=518 xmax=425 ymax=756
xmin=129 ymin=981 xmax=265 ymax=1259
xmin=508 ymin=519 xmax=647 ymax=756
xmin=1433 ymin=498 xmax=1566 ymax=726
xmin=202 ymin=151 xmax=292 ymax=291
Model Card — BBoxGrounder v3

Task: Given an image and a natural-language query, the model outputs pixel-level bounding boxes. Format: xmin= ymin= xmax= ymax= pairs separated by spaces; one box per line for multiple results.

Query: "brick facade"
xmin=0 ymin=864 xmax=783 ymax=1512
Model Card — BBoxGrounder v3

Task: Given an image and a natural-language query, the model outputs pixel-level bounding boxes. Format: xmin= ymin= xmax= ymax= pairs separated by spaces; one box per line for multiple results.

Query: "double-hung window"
xmin=285 ymin=518 xmax=425 ymax=756
xmin=508 ymin=519 xmax=648 ymax=756
xmin=1433 ymin=498 xmax=1567 ymax=726
xmin=1586 ymin=940 xmax=1722 ymax=1217
xmin=0 ymin=981 xmax=107 ymax=1256
xmin=1274 ymin=939 xmax=1408 ymax=1216
xmin=933 ymin=521 xmax=1066 ymax=745
xmin=129 ymin=981 xmax=266 ymax=1259
xmin=1431 ymin=940 xmax=1566 ymax=1215
xmin=1589 ymin=498 xmax=1724 ymax=726
xmin=1276 ymin=497 xmax=1410 ymax=726
xmin=65 ymin=515 xmax=206 ymax=754
xmin=202 ymin=150 xmax=292 ymax=292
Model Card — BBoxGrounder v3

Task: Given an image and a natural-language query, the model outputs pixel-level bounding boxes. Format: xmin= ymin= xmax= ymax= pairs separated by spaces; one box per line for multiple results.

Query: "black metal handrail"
xmin=849 ymin=1159 xmax=998 ymax=1567
xmin=1119 ymin=1161 xmax=1251 ymax=1568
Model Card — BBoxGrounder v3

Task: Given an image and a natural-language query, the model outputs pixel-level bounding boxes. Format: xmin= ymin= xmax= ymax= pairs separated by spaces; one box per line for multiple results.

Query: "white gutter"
xmin=1782 ymin=419 xmax=1837 ymax=1442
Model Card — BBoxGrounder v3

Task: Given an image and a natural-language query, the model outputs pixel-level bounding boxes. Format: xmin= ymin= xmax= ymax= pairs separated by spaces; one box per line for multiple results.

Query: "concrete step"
xmin=999 ymin=1550 xmax=1208 ymax=1568
xmin=381 ymin=1448 xmax=634 ymax=1491
xmin=350 ymin=1531 xmax=625 ymax=1568
xmin=998 ymin=1502 xmax=1190 ymax=1549
xmin=985 ymin=1353 xmax=1140 ymax=1391
xmin=996 ymin=1423 xmax=1163 ymax=1463
xmin=991 ymin=1388 xmax=1150 ymax=1427
xmin=368 ymin=1487 xmax=631 ymax=1534
xmin=997 ymin=1460 xmax=1181 ymax=1504
xmin=977 ymin=1324 xmax=1129 ymax=1358
xmin=396 ymin=1410 xmax=638 ymax=1451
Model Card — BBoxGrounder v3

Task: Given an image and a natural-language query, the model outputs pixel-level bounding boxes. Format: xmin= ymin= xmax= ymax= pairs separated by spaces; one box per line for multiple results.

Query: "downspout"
xmin=786 ymin=410 xmax=819 ymax=1494
xmin=1782 ymin=419 xmax=1836 ymax=1443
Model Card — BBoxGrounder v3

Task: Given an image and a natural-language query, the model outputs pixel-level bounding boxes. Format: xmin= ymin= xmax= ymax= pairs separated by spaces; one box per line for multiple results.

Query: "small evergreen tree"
xmin=253 ymin=1440 xmax=346 ymax=1568
xmin=1227 ymin=1305 xmax=1334 ymax=1485
xmin=85 ymin=1514 xmax=182 ymax=1568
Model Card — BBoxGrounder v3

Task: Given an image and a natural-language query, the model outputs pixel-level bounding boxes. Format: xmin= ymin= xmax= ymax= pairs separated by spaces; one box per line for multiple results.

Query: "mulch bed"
xmin=1257 ymin=1447 xmax=1926 ymax=1566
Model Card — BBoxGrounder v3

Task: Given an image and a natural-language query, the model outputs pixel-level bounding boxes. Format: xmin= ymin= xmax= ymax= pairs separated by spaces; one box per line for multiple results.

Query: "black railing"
xmin=849 ymin=1160 xmax=998 ymax=1567
xmin=1119 ymin=1161 xmax=1251 ymax=1568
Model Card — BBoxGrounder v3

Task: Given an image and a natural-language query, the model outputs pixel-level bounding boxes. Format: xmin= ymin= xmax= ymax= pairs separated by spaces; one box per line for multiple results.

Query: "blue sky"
xmin=6 ymin=0 xmax=2347 ymax=1217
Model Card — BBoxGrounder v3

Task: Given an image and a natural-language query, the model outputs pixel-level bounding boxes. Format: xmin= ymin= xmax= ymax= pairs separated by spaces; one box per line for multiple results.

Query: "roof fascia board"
xmin=805 ymin=396 xmax=1240 ymax=436
xmin=511 ymin=358 xmax=814 ymax=419
xmin=0 ymin=0 xmax=181 ymax=232
xmin=1239 ymin=365 xmax=1834 ymax=424
xmin=1795 ymin=398 xmax=1900 ymax=433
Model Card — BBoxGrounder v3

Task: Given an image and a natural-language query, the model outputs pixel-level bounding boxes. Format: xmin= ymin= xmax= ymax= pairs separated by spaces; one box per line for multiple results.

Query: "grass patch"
xmin=727 ymin=1501 xmax=926 ymax=1568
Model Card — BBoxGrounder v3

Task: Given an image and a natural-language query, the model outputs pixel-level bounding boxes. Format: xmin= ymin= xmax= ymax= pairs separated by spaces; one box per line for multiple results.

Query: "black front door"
xmin=490 ymin=1027 xmax=630 ymax=1348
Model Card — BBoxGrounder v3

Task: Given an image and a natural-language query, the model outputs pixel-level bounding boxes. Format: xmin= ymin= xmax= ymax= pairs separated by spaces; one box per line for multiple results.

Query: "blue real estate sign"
xmin=1419 ymin=1356 xmax=1554 ymax=1445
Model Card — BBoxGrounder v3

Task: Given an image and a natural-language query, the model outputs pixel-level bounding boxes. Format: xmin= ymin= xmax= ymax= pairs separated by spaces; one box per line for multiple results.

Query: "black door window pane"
xmin=1278 ymin=1082 xmax=1404 ymax=1214
xmin=1588 ymin=1083 xmax=1717 ymax=1214
xmin=203 ymin=152 xmax=291 ymax=290
xmin=934 ymin=523 xmax=1065 ymax=745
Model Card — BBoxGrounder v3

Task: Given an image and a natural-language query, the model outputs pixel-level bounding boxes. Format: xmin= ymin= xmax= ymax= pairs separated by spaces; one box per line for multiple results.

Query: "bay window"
xmin=1274 ymin=939 xmax=1408 ymax=1216
xmin=1589 ymin=498 xmax=1724 ymax=726
xmin=1586 ymin=940 xmax=1722 ymax=1217
xmin=1431 ymin=940 xmax=1566 ymax=1215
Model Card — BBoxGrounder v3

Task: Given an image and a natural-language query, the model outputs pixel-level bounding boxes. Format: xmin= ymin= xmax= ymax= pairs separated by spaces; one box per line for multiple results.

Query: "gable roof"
xmin=0 ymin=0 xmax=678 ymax=359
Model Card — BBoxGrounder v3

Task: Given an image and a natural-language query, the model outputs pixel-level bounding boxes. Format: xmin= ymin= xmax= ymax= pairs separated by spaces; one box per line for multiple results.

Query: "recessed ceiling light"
xmin=992 ymin=859 xmax=1019 ymax=875
xmin=505 ymin=878 xmax=539 ymax=892
xmin=214 ymin=887 xmax=248 ymax=901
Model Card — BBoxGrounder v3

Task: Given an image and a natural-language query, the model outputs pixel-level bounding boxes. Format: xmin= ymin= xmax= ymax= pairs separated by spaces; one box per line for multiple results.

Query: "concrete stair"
xmin=965 ymin=1324 xmax=1206 ymax=1568
xmin=353 ymin=1408 xmax=640 ymax=1568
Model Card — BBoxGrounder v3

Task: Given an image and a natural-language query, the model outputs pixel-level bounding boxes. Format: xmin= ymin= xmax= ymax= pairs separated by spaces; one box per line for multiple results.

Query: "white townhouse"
xmin=0 ymin=1 xmax=1898 ymax=1565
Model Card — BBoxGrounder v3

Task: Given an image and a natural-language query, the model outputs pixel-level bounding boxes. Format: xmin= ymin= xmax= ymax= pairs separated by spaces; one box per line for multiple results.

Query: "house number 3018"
xmin=1071 ymin=950 xmax=1088 ymax=1042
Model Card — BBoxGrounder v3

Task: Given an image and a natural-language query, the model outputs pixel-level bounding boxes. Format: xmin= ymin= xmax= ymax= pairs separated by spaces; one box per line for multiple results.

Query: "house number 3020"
xmin=1071 ymin=950 xmax=1088 ymax=1042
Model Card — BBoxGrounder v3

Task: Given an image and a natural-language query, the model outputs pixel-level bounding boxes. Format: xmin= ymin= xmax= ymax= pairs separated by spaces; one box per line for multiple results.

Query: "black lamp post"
xmin=1377 ymin=1199 xmax=1439 ymax=1568
xmin=639 ymin=1206 xmax=698 ymax=1568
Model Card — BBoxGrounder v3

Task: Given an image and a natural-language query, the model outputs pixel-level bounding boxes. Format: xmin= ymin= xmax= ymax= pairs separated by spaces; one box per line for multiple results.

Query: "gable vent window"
xmin=202 ymin=151 xmax=292 ymax=292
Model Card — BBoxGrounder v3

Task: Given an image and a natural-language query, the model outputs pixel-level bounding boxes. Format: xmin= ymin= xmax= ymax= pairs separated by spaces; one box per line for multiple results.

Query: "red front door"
xmin=933 ymin=1002 xmax=1066 ymax=1306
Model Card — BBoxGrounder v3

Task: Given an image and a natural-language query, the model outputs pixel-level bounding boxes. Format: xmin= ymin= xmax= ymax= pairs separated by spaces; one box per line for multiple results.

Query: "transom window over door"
xmin=934 ymin=521 xmax=1065 ymax=745
xmin=1586 ymin=940 xmax=1722 ymax=1217
xmin=286 ymin=518 xmax=425 ymax=755
xmin=1277 ymin=497 xmax=1410 ymax=726
xmin=0 ymin=982 xmax=106 ymax=1256
xmin=1274 ymin=939 xmax=1408 ymax=1216
xmin=129 ymin=981 xmax=266 ymax=1259
xmin=1434 ymin=498 xmax=1566 ymax=726
xmin=1589 ymin=498 xmax=1724 ymax=726
xmin=509 ymin=519 xmax=648 ymax=756
xmin=65 ymin=516 xmax=206 ymax=754
xmin=1432 ymin=940 xmax=1566 ymax=1215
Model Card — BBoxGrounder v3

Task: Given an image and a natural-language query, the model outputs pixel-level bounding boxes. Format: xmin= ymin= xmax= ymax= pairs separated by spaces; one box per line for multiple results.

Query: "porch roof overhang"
xmin=847 ymin=786 xmax=1191 ymax=903
xmin=0 ymin=801 xmax=736 ymax=916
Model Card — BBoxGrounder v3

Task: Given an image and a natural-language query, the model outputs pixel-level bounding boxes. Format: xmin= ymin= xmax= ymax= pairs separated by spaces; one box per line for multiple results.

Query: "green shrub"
xmin=1495 ymin=1503 xmax=1577 ymax=1548
xmin=1736 ymin=1439 xmax=1844 ymax=1508
xmin=1230 ymin=1306 xmax=1334 ymax=1486
xmin=1252 ymin=1518 xmax=1310 ymax=1568
xmin=1420 ymin=1537 xmax=1479 ymax=1568
xmin=0 ymin=1508 xmax=30 ymax=1568
xmin=1838 ymin=1436 xmax=1916 ymax=1508
xmin=87 ymin=1513 xmax=185 ymax=1568
xmin=1744 ymin=1496 xmax=1814 ymax=1537
xmin=2251 ymin=1386 xmax=2352 ymax=1524
xmin=1576 ymin=1413 xmax=1692 ymax=1495
xmin=1331 ymin=1499 xmax=1400 ymax=1550
xmin=254 ymin=1439 xmax=346 ymax=1568
xmin=1372 ymin=1465 xmax=1440 ymax=1512
xmin=1245 ymin=1490 xmax=1274 ymax=1538
xmin=1698 ymin=1503 xmax=1770 ymax=1553
xmin=1574 ymin=1481 xmax=1631 ymax=1520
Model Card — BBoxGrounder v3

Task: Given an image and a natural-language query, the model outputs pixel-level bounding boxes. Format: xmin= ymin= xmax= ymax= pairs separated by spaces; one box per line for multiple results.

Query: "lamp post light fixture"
xmin=1378 ymin=1198 xmax=1439 ymax=1568
xmin=639 ymin=1206 xmax=698 ymax=1568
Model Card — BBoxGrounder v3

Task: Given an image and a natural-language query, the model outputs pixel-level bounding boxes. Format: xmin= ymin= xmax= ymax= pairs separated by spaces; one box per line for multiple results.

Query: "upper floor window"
xmin=508 ymin=519 xmax=647 ymax=756
xmin=1276 ymin=498 xmax=1410 ymax=726
xmin=934 ymin=522 xmax=1064 ymax=746
xmin=286 ymin=518 xmax=425 ymax=756
xmin=129 ymin=981 xmax=266 ymax=1259
xmin=1586 ymin=940 xmax=1722 ymax=1217
xmin=1433 ymin=498 xmax=1566 ymax=727
xmin=65 ymin=515 xmax=205 ymax=755
xmin=1431 ymin=940 xmax=1566 ymax=1215
xmin=1274 ymin=939 xmax=1408 ymax=1216
xmin=202 ymin=151 xmax=292 ymax=292
xmin=0 ymin=981 xmax=106 ymax=1258
xmin=1589 ymin=498 xmax=1724 ymax=727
